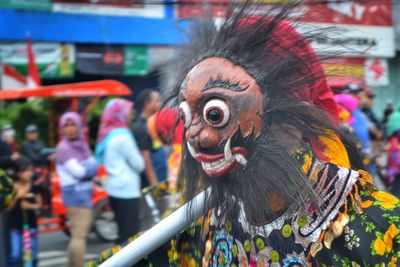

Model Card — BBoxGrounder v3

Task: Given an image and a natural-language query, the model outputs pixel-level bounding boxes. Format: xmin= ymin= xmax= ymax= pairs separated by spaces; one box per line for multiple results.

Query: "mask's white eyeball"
xmin=203 ymin=99 xmax=230 ymax=127
xmin=178 ymin=101 xmax=192 ymax=128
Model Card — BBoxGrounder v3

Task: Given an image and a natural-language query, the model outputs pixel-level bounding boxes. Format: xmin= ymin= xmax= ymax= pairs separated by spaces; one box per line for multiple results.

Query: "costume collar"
xmin=211 ymin=151 xmax=359 ymax=250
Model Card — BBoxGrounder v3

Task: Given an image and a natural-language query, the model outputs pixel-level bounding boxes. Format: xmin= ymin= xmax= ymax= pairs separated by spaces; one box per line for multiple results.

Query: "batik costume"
xmin=89 ymin=3 xmax=400 ymax=266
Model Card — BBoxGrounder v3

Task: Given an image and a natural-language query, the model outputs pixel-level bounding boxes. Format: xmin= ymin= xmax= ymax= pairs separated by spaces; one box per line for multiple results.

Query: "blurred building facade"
xmin=0 ymin=0 xmax=398 ymax=116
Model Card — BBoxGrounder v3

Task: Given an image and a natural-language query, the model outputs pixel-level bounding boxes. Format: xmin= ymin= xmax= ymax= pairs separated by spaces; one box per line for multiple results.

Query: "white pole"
xmin=100 ymin=190 xmax=208 ymax=267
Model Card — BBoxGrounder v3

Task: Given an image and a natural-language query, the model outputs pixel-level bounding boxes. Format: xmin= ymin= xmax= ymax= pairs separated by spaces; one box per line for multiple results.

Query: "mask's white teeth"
xmin=187 ymin=142 xmax=197 ymax=158
xmin=224 ymin=138 xmax=233 ymax=162
xmin=234 ymin=154 xmax=248 ymax=166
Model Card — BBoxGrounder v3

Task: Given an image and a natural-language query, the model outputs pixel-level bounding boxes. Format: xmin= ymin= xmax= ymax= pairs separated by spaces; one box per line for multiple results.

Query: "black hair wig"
xmin=162 ymin=1 xmax=364 ymax=225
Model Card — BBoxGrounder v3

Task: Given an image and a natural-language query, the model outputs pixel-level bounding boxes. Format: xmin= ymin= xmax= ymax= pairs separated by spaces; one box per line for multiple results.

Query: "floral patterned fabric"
xmin=0 ymin=169 xmax=16 ymax=212
xmin=165 ymin=170 xmax=400 ymax=266
xmin=88 ymin=154 xmax=400 ymax=267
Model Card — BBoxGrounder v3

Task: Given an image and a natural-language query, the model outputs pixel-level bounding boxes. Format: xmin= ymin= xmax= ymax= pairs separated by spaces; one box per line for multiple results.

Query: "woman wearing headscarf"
xmin=334 ymin=94 xmax=372 ymax=165
xmin=56 ymin=112 xmax=98 ymax=267
xmin=95 ymin=99 xmax=144 ymax=244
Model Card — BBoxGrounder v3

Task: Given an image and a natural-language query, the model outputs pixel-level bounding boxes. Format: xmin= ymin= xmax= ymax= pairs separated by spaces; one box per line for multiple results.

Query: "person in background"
xmin=56 ymin=112 xmax=98 ymax=267
xmin=346 ymin=84 xmax=383 ymax=140
xmin=22 ymin=125 xmax=51 ymax=215
xmin=7 ymin=157 xmax=42 ymax=267
xmin=132 ymin=89 xmax=163 ymax=187
xmin=146 ymin=113 xmax=168 ymax=183
xmin=383 ymin=101 xmax=394 ymax=131
xmin=2 ymin=125 xmax=19 ymax=153
xmin=347 ymin=85 xmax=386 ymax=182
xmin=0 ymin=171 xmax=15 ymax=267
xmin=334 ymin=94 xmax=372 ymax=168
xmin=0 ymin=131 xmax=19 ymax=267
xmin=386 ymin=103 xmax=400 ymax=196
xmin=0 ymin=136 xmax=19 ymax=171
xmin=151 ymin=109 xmax=184 ymax=189
xmin=96 ymin=99 xmax=144 ymax=244
xmin=359 ymin=87 xmax=383 ymax=139
xmin=21 ymin=125 xmax=48 ymax=168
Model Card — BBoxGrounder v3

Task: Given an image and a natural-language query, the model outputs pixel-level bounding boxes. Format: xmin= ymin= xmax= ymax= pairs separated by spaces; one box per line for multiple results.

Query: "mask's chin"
xmin=186 ymin=138 xmax=248 ymax=177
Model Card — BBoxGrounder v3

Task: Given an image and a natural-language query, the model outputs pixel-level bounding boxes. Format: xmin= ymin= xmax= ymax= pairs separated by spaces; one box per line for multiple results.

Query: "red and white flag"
xmin=1 ymin=64 xmax=27 ymax=90
xmin=27 ymin=39 xmax=41 ymax=88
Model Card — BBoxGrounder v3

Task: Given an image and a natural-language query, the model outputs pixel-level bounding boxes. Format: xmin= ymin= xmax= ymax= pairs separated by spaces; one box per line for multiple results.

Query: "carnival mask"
xmin=179 ymin=57 xmax=263 ymax=177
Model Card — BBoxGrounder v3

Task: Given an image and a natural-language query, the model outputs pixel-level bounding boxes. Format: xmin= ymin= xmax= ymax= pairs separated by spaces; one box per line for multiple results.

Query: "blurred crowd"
xmin=0 ymin=84 xmax=400 ymax=266
xmin=0 ymin=123 xmax=50 ymax=266
xmin=333 ymin=83 xmax=400 ymax=195
xmin=0 ymin=89 xmax=183 ymax=267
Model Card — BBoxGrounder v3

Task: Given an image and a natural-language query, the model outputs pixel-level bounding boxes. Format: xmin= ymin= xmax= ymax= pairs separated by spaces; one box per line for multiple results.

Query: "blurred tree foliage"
xmin=0 ymin=99 xmax=49 ymax=145
xmin=0 ymin=97 xmax=113 ymax=149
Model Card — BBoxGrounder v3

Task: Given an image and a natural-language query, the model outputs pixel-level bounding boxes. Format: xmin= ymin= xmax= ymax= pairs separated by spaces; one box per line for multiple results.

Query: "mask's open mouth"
xmin=187 ymin=138 xmax=248 ymax=177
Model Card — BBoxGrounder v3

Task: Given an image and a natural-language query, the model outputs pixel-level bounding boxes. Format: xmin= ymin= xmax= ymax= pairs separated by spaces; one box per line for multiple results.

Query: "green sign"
xmin=124 ymin=46 xmax=148 ymax=76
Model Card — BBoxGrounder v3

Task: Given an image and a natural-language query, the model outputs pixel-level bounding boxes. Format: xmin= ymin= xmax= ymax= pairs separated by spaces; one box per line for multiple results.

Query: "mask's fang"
xmin=224 ymin=138 xmax=233 ymax=162
xmin=234 ymin=154 xmax=248 ymax=166
xmin=187 ymin=142 xmax=197 ymax=158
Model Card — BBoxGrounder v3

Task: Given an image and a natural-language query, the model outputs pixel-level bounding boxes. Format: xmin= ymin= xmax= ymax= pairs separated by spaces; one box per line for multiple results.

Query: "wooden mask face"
xmin=179 ymin=57 xmax=264 ymax=177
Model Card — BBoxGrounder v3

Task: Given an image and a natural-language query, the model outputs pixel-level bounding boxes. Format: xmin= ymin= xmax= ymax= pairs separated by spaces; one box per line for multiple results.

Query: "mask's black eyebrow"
xmin=203 ymin=75 xmax=250 ymax=92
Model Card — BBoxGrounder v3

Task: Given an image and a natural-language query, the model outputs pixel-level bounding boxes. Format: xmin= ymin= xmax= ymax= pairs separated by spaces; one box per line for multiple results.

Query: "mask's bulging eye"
xmin=179 ymin=101 xmax=192 ymax=128
xmin=203 ymin=99 xmax=230 ymax=127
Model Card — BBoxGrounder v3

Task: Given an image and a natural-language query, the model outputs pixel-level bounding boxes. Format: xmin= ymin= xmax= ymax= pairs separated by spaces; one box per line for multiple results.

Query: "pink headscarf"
xmin=97 ymin=99 xmax=133 ymax=144
xmin=56 ymin=112 xmax=92 ymax=164
xmin=333 ymin=94 xmax=359 ymax=114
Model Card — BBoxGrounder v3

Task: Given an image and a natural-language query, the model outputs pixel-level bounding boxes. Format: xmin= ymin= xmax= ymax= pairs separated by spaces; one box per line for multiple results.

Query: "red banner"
xmin=176 ymin=0 xmax=392 ymax=26
xmin=301 ymin=2 xmax=391 ymax=26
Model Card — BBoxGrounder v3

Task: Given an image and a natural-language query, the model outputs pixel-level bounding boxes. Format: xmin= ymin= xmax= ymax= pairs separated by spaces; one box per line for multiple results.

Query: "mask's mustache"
xmin=186 ymin=138 xmax=248 ymax=167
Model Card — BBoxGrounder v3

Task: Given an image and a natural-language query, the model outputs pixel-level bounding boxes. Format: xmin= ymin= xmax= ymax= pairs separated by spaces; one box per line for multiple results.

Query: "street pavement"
xmin=38 ymin=231 xmax=113 ymax=267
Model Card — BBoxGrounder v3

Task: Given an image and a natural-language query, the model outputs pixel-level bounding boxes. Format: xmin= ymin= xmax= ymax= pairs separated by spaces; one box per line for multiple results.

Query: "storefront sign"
xmin=176 ymin=1 xmax=395 ymax=58
xmin=0 ymin=43 xmax=75 ymax=78
xmin=124 ymin=46 xmax=148 ymax=75
xmin=52 ymin=0 xmax=165 ymax=18
xmin=322 ymin=58 xmax=389 ymax=86
xmin=2 ymin=0 xmax=165 ymax=18
xmin=76 ymin=45 xmax=148 ymax=76
xmin=77 ymin=46 xmax=124 ymax=75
